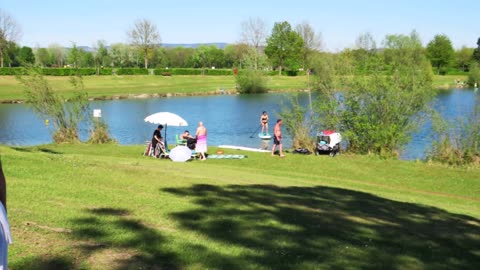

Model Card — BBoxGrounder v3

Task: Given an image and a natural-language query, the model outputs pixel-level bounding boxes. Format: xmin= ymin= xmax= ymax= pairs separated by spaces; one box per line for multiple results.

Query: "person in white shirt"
xmin=0 ymin=158 xmax=12 ymax=270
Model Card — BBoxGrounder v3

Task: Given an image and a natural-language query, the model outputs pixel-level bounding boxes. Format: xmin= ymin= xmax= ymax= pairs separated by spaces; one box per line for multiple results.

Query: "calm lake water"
xmin=0 ymin=89 xmax=478 ymax=160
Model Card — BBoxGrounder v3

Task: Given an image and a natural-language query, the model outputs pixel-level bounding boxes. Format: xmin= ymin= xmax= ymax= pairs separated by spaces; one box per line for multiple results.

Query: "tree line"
xmin=1 ymin=9 xmax=480 ymax=78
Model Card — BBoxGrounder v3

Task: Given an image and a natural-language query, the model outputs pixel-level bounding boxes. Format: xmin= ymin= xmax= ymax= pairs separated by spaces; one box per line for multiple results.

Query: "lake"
xmin=0 ymin=89 xmax=478 ymax=160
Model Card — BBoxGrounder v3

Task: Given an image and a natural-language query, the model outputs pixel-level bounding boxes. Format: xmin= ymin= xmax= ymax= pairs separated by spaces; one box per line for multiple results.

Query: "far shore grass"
xmin=1 ymin=143 xmax=479 ymax=269
xmin=0 ymin=74 xmax=469 ymax=102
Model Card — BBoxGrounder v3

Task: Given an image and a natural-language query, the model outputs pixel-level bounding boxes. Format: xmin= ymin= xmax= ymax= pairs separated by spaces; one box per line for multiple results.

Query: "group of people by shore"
xmin=151 ymin=121 xmax=208 ymax=161
xmin=150 ymin=111 xmax=284 ymax=161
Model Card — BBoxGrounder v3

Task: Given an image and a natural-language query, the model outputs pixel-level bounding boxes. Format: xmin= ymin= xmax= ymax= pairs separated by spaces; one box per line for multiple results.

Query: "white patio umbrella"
xmin=144 ymin=112 xmax=188 ymax=151
xmin=169 ymin=146 xmax=192 ymax=162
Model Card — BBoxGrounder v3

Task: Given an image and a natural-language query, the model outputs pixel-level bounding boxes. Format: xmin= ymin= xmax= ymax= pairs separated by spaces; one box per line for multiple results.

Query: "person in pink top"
xmin=195 ymin=121 xmax=208 ymax=160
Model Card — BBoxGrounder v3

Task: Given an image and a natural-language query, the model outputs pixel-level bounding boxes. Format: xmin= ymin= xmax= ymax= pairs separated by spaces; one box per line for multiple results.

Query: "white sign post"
xmin=93 ymin=109 xmax=102 ymax=118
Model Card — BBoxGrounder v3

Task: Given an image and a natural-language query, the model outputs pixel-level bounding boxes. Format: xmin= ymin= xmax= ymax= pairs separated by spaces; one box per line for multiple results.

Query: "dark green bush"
xmin=98 ymin=68 xmax=113 ymax=75
xmin=235 ymin=69 xmax=267 ymax=94
xmin=0 ymin=67 xmax=26 ymax=75
xmin=115 ymin=68 xmax=149 ymax=75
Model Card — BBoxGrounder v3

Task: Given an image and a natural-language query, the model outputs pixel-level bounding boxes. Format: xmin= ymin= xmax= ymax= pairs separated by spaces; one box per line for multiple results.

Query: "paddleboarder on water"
xmin=260 ymin=111 xmax=269 ymax=135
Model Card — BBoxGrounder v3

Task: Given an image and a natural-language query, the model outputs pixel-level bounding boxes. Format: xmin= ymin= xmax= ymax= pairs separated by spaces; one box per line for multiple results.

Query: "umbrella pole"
xmin=165 ymin=124 xmax=168 ymax=152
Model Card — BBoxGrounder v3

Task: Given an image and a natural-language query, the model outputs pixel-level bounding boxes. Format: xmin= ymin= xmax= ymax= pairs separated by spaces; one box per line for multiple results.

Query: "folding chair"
xmin=175 ymin=134 xmax=187 ymax=146
xmin=155 ymin=142 xmax=170 ymax=159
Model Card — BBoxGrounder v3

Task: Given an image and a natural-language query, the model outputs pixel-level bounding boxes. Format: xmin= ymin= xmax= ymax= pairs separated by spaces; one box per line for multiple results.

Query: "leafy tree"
xmin=80 ymin=50 xmax=94 ymax=67
xmin=94 ymin=40 xmax=109 ymax=70
xmin=301 ymin=31 xmax=434 ymax=157
xmin=163 ymin=47 xmax=194 ymax=68
xmin=226 ymin=43 xmax=265 ymax=69
xmin=265 ymin=21 xmax=304 ymax=75
xmin=240 ymin=17 xmax=268 ymax=69
xmin=191 ymin=45 xmax=225 ymax=72
xmin=35 ymin=47 xmax=51 ymax=67
xmin=127 ymin=19 xmax=161 ymax=69
xmin=455 ymin=46 xmax=474 ymax=72
xmin=426 ymin=34 xmax=454 ymax=74
xmin=295 ymin=21 xmax=322 ymax=70
xmin=110 ymin=43 xmax=133 ymax=67
xmin=0 ymin=9 xmax=21 ymax=67
xmin=18 ymin=46 xmax=35 ymax=65
xmin=3 ymin=41 xmax=19 ymax=67
xmin=352 ymin=32 xmax=378 ymax=74
xmin=342 ymin=31 xmax=433 ymax=156
xmin=67 ymin=43 xmax=80 ymax=68
xmin=48 ymin=43 xmax=65 ymax=67
xmin=241 ymin=46 xmax=269 ymax=70
xmin=472 ymin=37 xmax=480 ymax=63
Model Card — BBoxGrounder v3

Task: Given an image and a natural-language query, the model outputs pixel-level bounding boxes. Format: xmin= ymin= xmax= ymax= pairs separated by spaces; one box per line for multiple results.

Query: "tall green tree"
xmin=163 ymin=47 xmax=194 ymax=68
xmin=455 ymin=46 xmax=474 ymax=72
xmin=18 ymin=46 xmax=35 ymax=65
xmin=127 ymin=19 xmax=161 ymax=69
xmin=67 ymin=43 xmax=80 ymax=68
xmin=48 ymin=43 xmax=65 ymax=67
xmin=94 ymin=40 xmax=109 ymax=68
xmin=0 ymin=9 xmax=21 ymax=67
xmin=3 ymin=41 xmax=19 ymax=67
xmin=265 ymin=21 xmax=304 ymax=75
xmin=426 ymin=34 xmax=454 ymax=74
xmin=35 ymin=47 xmax=51 ymax=67
xmin=472 ymin=37 xmax=480 ymax=63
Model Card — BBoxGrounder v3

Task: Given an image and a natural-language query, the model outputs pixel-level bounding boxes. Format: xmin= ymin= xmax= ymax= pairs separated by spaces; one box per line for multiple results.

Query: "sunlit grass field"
xmin=0 ymin=74 xmax=467 ymax=101
xmin=1 ymin=143 xmax=479 ymax=269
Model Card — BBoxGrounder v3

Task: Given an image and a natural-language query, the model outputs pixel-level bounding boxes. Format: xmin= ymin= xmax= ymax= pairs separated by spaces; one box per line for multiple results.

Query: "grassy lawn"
xmin=0 ymin=75 xmax=308 ymax=101
xmin=1 ymin=144 xmax=479 ymax=269
xmin=0 ymin=74 xmax=467 ymax=102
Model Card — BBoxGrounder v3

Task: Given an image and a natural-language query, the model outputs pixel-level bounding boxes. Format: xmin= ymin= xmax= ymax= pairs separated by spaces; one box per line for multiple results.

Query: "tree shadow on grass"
xmin=11 ymin=207 xmax=181 ymax=270
xmin=163 ymin=184 xmax=480 ymax=270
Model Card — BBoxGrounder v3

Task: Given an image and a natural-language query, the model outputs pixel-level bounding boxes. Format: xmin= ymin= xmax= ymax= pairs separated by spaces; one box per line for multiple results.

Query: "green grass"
xmin=0 ymin=74 xmax=466 ymax=102
xmin=0 ymin=75 xmax=308 ymax=101
xmin=1 ymin=144 xmax=479 ymax=269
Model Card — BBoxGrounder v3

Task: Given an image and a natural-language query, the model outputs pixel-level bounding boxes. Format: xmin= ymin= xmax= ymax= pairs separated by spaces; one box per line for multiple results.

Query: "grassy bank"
xmin=0 ymin=74 xmax=468 ymax=102
xmin=1 ymin=143 xmax=479 ymax=269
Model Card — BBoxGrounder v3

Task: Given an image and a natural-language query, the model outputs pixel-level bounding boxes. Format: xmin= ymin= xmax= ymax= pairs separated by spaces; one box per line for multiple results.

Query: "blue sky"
xmin=2 ymin=0 xmax=479 ymax=51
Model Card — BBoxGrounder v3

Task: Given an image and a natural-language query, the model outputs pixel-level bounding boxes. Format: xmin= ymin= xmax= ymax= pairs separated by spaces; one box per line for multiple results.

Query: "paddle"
xmin=249 ymin=125 xmax=262 ymax=138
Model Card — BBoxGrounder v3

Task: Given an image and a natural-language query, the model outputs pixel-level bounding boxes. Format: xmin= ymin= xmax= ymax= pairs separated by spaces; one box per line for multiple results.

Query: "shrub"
xmin=428 ymin=107 xmax=480 ymax=166
xmin=0 ymin=67 xmax=26 ymax=75
xmin=16 ymin=66 xmax=91 ymax=143
xmin=468 ymin=62 xmax=480 ymax=87
xmin=115 ymin=68 xmax=149 ymax=75
xmin=235 ymin=69 xmax=267 ymax=94
xmin=88 ymin=119 xmax=116 ymax=144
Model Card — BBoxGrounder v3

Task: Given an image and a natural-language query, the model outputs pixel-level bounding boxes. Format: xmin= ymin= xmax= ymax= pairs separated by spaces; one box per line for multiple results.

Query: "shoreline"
xmin=0 ymin=86 xmax=463 ymax=104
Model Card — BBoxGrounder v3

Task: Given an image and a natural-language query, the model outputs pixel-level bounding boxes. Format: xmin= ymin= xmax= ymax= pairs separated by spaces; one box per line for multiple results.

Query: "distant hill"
xmin=71 ymin=43 xmax=229 ymax=52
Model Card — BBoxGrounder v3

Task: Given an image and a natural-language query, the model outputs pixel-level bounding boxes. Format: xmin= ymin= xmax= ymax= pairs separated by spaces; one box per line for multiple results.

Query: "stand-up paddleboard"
xmin=218 ymin=145 xmax=270 ymax=153
xmin=258 ymin=133 xmax=272 ymax=140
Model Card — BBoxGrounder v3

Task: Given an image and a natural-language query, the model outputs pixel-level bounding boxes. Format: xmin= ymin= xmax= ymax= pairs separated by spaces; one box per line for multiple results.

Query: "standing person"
xmin=0 ymin=158 xmax=13 ymax=270
xmin=151 ymin=125 xmax=164 ymax=157
xmin=272 ymin=119 xmax=285 ymax=158
xmin=260 ymin=111 xmax=269 ymax=135
xmin=196 ymin=122 xmax=208 ymax=160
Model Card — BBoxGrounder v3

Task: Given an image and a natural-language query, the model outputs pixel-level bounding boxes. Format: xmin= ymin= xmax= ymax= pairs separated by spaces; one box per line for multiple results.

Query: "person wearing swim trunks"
xmin=260 ymin=111 xmax=269 ymax=135
xmin=196 ymin=122 xmax=208 ymax=160
xmin=272 ymin=119 xmax=285 ymax=157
